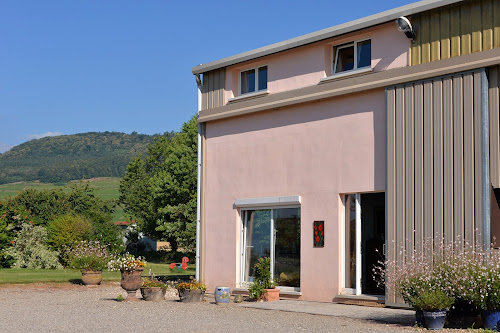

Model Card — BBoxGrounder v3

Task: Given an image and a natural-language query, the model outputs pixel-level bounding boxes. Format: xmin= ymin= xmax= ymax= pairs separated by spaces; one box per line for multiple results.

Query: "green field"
xmin=0 ymin=263 xmax=196 ymax=285
xmin=0 ymin=177 xmax=127 ymax=222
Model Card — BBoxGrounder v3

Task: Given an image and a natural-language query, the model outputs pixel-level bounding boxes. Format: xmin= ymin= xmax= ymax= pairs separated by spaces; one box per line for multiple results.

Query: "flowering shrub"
xmin=6 ymin=222 xmax=62 ymax=269
xmin=64 ymin=240 xmax=112 ymax=271
xmin=176 ymin=280 xmax=207 ymax=292
xmin=107 ymin=253 xmax=146 ymax=271
xmin=374 ymin=237 xmax=500 ymax=311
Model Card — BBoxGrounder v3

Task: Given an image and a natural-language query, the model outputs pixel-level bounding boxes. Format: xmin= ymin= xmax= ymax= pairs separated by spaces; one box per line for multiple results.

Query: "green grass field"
xmin=0 ymin=263 xmax=196 ymax=285
xmin=0 ymin=177 xmax=127 ymax=222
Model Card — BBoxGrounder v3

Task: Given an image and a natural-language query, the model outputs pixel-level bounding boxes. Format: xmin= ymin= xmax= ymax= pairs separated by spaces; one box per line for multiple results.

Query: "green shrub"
xmin=48 ymin=214 xmax=93 ymax=251
xmin=6 ymin=223 xmax=62 ymax=269
xmin=410 ymin=289 xmax=455 ymax=311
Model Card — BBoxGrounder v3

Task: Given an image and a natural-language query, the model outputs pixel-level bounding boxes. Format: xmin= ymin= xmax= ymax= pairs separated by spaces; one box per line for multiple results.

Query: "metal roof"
xmin=192 ymin=0 xmax=462 ymax=75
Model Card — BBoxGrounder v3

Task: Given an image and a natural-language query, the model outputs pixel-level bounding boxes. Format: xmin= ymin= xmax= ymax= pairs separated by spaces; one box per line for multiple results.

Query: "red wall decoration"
xmin=313 ymin=221 xmax=324 ymax=247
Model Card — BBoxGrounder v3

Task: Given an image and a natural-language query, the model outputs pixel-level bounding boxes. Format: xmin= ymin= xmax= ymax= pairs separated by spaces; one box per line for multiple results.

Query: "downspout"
xmin=482 ymin=69 xmax=491 ymax=251
xmin=195 ymin=74 xmax=202 ymax=281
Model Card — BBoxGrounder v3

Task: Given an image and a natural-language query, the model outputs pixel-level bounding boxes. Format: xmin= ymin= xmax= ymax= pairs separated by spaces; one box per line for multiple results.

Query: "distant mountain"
xmin=0 ymin=131 xmax=168 ymax=184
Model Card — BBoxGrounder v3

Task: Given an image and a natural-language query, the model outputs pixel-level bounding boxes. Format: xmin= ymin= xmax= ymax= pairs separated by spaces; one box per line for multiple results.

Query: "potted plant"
xmin=108 ymin=253 xmax=146 ymax=302
xmin=410 ymin=289 xmax=455 ymax=330
xmin=176 ymin=280 xmax=207 ymax=302
xmin=65 ymin=240 xmax=112 ymax=285
xmin=140 ymin=271 xmax=168 ymax=301
xmin=248 ymin=257 xmax=279 ymax=301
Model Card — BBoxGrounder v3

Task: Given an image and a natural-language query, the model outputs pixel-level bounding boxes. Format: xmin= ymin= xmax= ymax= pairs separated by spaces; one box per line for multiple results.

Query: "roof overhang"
xmin=192 ymin=0 xmax=462 ymax=75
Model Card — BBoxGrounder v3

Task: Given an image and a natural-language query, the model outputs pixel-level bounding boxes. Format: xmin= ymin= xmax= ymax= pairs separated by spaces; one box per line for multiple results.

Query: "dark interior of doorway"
xmin=361 ymin=192 xmax=385 ymax=295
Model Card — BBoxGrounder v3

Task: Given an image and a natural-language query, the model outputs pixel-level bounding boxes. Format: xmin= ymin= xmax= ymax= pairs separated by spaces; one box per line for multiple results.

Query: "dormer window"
xmin=240 ymin=66 xmax=268 ymax=95
xmin=334 ymin=39 xmax=371 ymax=74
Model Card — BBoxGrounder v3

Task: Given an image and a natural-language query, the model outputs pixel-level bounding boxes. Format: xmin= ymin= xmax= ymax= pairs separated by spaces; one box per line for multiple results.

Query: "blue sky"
xmin=1 ymin=0 xmax=415 ymax=153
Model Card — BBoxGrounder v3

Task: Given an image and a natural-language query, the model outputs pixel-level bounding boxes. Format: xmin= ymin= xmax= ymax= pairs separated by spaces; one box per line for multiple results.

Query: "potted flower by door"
xmin=65 ymin=240 xmax=112 ymax=286
xmin=467 ymin=264 xmax=500 ymax=331
xmin=140 ymin=271 xmax=167 ymax=302
xmin=108 ymin=253 xmax=146 ymax=302
xmin=248 ymin=257 xmax=279 ymax=302
xmin=411 ymin=289 xmax=455 ymax=330
xmin=176 ymin=280 xmax=207 ymax=302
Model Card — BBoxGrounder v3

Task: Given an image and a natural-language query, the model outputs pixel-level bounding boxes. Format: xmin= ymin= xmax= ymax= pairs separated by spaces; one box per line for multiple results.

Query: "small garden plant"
xmin=64 ymin=240 xmax=112 ymax=271
xmin=248 ymin=257 xmax=276 ymax=300
xmin=176 ymin=280 xmax=207 ymax=292
xmin=108 ymin=253 xmax=146 ymax=271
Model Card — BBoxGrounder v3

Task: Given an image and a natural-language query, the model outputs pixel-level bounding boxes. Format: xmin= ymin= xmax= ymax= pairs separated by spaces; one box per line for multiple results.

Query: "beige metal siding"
xmin=386 ymin=70 xmax=486 ymax=305
xmin=201 ymin=68 xmax=226 ymax=110
xmin=489 ymin=66 xmax=500 ymax=188
xmin=410 ymin=0 xmax=500 ymax=66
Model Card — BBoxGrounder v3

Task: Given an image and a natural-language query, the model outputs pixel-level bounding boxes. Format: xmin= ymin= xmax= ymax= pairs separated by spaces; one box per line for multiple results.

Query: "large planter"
xmin=423 ymin=309 xmax=447 ymax=330
xmin=262 ymin=288 xmax=280 ymax=302
xmin=120 ymin=267 xmax=144 ymax=302
xmin=178 ymin=289 xmax=205 ymax=302
xmin=482 ymin=310 xmax=500 ymax=331
xmin=214 ymin=286 xmax=231 ymax=305
xmin=81 ymin=269 xmax=102 ymax=286
xmin=140 ymin=287 xmax=166 ymax=302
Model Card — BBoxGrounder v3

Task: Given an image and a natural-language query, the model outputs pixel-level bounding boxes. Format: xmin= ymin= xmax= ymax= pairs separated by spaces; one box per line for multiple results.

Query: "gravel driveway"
xmin=0 ymin=283 xmax=453 ymax=332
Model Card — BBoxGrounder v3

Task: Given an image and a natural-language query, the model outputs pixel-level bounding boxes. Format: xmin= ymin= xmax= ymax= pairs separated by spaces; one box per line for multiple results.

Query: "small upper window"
xmin=240 ymin=66 xmax=267 ymax=95
xmin=333 ymin=39 xmax=371 ymax=74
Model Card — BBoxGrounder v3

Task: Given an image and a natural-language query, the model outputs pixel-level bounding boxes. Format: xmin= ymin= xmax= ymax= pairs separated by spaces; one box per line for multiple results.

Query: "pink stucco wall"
xmin=225 ymin=22 xmax=409 ymax=102
xmin=203 ymin=89 xmax=386 ymax=301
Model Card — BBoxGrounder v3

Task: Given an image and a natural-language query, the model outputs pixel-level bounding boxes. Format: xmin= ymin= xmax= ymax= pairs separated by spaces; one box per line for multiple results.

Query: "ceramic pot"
xmin=81 ymin=269 xmax=102 ymax=286
xmin=423 ymin=309 xmax=447 ymax=330
xmin=120 ymin=267 xmax=144 ymax=302
xmin=482 ymin=310 xmax=500 ymax=331
xmin=140 ymin=287 xmax=166 ymax=301
xmin=214 ymin=286 xmax=231 ymax=305
xmin=178 ymin=289 xmax=205 ymax=302
xmin=262 ymin=288 xmax=280 ymax=302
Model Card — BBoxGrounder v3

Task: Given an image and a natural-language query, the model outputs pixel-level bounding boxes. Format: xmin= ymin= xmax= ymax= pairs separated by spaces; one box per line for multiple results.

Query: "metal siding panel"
xmin=440 ymin=7 xmax=451 ymax=60
xmin=386 ymin=87 xmax=396 ymax=304
xmin=464 ymin=73 xmax=476 ymax=245
xmin=433 ymin=80 xmax=444 ymax=243
xmin=424 ymin=81 xmax=434 ymax=241
xmin=201 ymin=74 xmax=208 ymax=111
xmin=483 ymin=0 xmax=494 ymax=51
xmin=494 ymin=1 xmax=500 ymax=48
xmin=461 ymin=2 xmax=472 ymax=55
xmin=208 ymin=71 xmax=214 ymax=109
xmin=453 ymin=75 xmax=465 ymax=242
xmin=471 ymin=0 xmax=483 ymax=53
xmin=490 ymin=66 xmax=500 ymax=188
xmin=219 ymin=68 xmax=226 ymax=107
xmin=414 ymin=83 xmax=425 ymax=253
xmin=431 ymin=12 xmax=441 ymax=62
xmin=412 ymin=15 xmax=422 ymax=66
xmin=474 ymin=71 xmax=484 ymax=246
xmin=443 ymin=77 xmax=454 ymax=244
xmin=405 ymin=85 xmax=415 ymax=252
xmin=450 ymin=5 xmax=462 ymax=57
xmin=395 ymin=86 xmax=406 ymax=264
xmin=421 ymin=14 xmax=432 ymax=64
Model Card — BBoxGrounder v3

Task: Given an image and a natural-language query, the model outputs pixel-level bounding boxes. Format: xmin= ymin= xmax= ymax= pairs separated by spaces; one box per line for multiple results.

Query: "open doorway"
xmin=344 ymin=192 xmax=385 ymax=296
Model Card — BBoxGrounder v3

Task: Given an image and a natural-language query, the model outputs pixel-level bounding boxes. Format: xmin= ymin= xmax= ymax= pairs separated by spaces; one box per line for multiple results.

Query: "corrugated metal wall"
xmin=410 ymin=0 xmax=500 ymax=66
xmin=201 ymin=68 xmax=225 ymax=110
xmin=386 ymin=70 xmax=487 ymax=305
xmin=490 ymin=66 xmax=500 ymax=188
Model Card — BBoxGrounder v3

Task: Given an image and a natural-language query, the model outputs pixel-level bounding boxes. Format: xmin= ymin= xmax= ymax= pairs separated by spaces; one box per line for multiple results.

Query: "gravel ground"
xmin=0 ymin=283 xmax=469 ymax=333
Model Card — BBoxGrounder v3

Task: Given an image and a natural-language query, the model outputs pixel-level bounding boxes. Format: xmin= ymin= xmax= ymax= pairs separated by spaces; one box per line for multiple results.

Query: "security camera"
xmin=396 ymin=16 xmax=416 ymax=40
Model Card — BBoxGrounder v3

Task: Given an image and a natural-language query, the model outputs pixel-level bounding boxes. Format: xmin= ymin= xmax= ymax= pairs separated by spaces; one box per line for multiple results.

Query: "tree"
xmin=119 ymin=115 xmax=197 ymax=251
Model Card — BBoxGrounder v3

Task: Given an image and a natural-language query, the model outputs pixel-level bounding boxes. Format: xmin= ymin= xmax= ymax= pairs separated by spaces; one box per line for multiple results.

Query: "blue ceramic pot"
xmin=423 ymin=309 xmax=447 ymax=330
xmin=215 ymin=286 xmax=231 ymax=304
xmin=482 ymin=310 xmax=500 ymax=331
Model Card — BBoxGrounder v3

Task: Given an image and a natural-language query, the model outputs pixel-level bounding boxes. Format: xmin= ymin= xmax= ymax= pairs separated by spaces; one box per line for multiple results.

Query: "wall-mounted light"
xmin=396 ymin=16 xmax=416 ymax=41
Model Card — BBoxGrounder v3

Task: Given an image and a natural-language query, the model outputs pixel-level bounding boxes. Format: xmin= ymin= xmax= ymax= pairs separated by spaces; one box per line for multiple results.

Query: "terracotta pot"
xmin=81 ymin=269 xmax=102 ymax=286
xmin=120 ymin=267 xmax=144 ymax=302
xmin=140 ymin=287 xmax=166 ymax=301
xmin=262 ymin=288 xmax=280 ymax=302
xmin=178 ymin=289 xmax=205 ymax=302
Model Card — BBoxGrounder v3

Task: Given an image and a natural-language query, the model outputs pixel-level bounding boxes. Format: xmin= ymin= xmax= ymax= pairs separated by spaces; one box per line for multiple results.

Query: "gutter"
xmin=195 ymin=74 xmax=202 ymax=281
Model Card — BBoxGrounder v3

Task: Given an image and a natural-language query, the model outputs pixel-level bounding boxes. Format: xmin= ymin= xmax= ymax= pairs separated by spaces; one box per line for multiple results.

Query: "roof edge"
xmin=192 ymin=0 xmax=462 ymax=75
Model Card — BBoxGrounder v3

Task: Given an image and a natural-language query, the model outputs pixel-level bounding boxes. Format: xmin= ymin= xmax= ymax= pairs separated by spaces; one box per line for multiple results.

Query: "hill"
xmin=0 ymin=132 xmax=167 ymax=184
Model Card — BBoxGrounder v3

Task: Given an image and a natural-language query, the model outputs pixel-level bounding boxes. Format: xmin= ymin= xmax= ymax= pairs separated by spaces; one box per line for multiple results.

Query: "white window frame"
xmin=333 ymin=38 xmax=371 ymax=75
xmin=342 ymin=193 xmax=362 ymax=296
xmin=237 ymin=197 xmax=301 ymax=293
xmin=239 ymin=65 xmax=268 ymax=96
